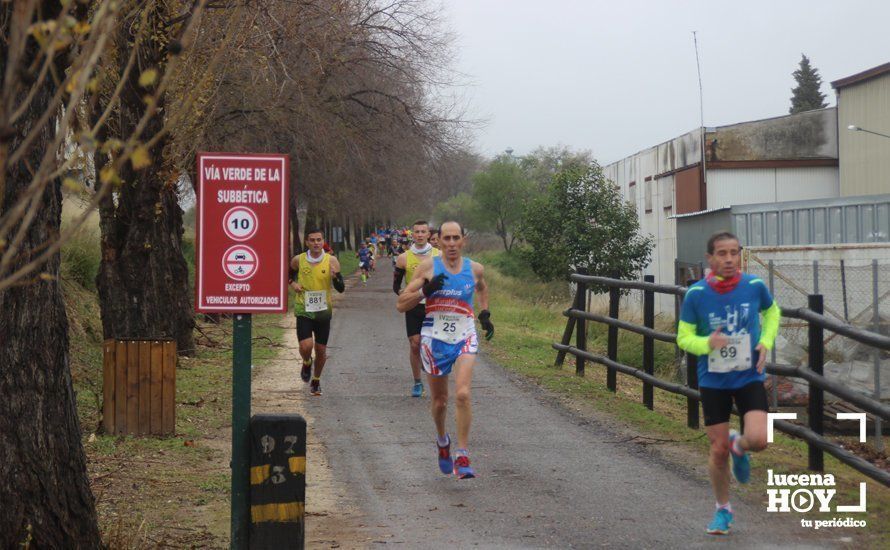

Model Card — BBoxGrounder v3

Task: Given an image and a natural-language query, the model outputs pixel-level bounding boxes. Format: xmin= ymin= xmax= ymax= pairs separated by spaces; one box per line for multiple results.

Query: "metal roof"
xmin=831 ymin=62 xmax=890 ymax=89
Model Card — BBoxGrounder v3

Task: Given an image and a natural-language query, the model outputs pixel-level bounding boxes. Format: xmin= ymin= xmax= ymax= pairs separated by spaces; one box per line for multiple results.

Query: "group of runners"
xmin=356 ymin=226 xmax=441 ymax=283
xmin=287 ymin=222 xmax=780 ymax=532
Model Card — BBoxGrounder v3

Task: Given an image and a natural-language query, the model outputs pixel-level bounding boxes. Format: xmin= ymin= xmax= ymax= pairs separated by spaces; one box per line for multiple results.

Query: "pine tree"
xmin=789 ymin=54 xmax=828 ymax=114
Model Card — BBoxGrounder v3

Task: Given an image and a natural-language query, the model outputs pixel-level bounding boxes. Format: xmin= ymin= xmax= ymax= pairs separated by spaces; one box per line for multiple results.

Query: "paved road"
xmin=297 ymin=262 xmax=837 ymax=549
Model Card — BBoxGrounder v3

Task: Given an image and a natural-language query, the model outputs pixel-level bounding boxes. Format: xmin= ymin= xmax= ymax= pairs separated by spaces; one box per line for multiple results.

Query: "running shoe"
xmin=706 ymin=508 xmax=733 ymax=535
xmin=729 ymin=430 xmax=751 ymax=484
xmin=300 ymin=358 xmax=312 ymax=383
xmin=310 ymin=379 xmax=322 ymax=396
xmin=411 ymin=381 xmax=424 ymax=398
xmin=437 ymin=435 xmax=453 ymax=475
xmin=453 ymin=449 xmax=475 ymax=479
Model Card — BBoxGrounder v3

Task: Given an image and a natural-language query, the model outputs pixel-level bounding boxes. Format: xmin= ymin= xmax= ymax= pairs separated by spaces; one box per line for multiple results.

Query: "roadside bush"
xmin=61 ymin=229 xmax=101 ymax=290
xmin=518 ymin=162 xmax=653 ymax=290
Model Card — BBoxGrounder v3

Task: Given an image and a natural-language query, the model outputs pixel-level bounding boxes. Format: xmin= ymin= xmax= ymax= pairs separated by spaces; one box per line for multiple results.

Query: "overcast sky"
xmin=445 ymin=0 xmax=890 ymax=165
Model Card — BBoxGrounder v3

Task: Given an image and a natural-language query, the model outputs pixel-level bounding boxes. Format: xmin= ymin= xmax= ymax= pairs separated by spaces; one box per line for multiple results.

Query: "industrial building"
xmin=603 ymin=61 xmax=890 ymax=313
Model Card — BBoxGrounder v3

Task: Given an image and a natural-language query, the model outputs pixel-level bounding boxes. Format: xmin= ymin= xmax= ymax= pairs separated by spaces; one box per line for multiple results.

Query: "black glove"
xmin=332 ymin=272 xmax=345 ymax=293
xmin=393 ymin=267 xmax=406 ymax=294
xmin=422 ymin=273 xmax=448 ymax=298
xmin=478 ymin=309 xmax=494 ymax=341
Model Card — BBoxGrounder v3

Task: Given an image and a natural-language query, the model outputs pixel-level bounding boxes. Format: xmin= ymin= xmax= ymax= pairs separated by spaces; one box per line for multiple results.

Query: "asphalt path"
xmin=298 ymin=261 xmax=837 ymax=549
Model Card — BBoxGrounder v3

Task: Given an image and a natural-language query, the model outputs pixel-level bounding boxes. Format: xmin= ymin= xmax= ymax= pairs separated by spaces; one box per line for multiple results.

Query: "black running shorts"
xmin=296 ymin=316 xmax=331 ymax=346
xmin=405 ymin=303 xmax=426 ymax=338
xmin=700 ymin=382 xmax=769 ymax=426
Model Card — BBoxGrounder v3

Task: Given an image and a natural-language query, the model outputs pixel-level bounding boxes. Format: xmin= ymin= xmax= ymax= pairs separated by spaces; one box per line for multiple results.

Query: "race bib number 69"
xmin=708 ymin=333 xmax=752 ymax=373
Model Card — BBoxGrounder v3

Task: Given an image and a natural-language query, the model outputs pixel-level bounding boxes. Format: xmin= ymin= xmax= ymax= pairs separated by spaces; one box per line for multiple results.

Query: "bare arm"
xmin=473 ymin=261 xmax=489 ymax=311
xmin=329 ymin=255 xmax=341 ymax=274
xmin=397 ymin=258 xmax=432 ymax=312
xmin=289 ymin=256 xmax=301 ymax=292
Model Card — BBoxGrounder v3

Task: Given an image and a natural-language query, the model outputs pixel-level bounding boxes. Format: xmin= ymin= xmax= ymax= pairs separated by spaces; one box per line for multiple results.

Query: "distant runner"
xmin=397 ymin=221 xmax=495 ymax=479
xmin=429 ymin=228 xmax=440 ymax=250
xmin=357 ymin=242 xmax=372 ymax=284
xmin=393 ymin=220 xmax=440 ymax=397
xmin=677 ymin=231 xmax=780 ymax=535
xmin=366 ymin=237 xmax=377 ymax=272
xmin=290 ymin=228 xmax=346 ymax=396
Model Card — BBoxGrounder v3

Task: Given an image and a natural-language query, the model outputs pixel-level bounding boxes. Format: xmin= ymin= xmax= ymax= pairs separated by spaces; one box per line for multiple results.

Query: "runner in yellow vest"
xmin=290 ymin=228 xmax=345 ymax=396
xmin=393 ymin=220 xmax=440 ymax=397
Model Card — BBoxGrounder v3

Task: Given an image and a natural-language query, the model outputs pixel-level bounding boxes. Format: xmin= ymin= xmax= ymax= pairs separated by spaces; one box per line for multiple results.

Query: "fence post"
xmin=807 ymin=294 xmax=824 ymax=472
xmin=768 ymin=260 xmax=778 ymax=409
xmin=575 ymin=274 xmax=588 ymax=376
xmin=642 ymin=275 xmax=655 ymax=410
xmin=840 ymin=259 xmax=849 ymax=321
xmin=607 ymin=286 xmax=619 ymax=392
xmin=685 ymin=279 xmax=699 ymax=429
xmin=812 ymin=260 xmax=819 ymax=294
xmin=873 ymin=260 xmax=884 ymax=451
xmin=554 ymin=284 xmax=578 ymax=368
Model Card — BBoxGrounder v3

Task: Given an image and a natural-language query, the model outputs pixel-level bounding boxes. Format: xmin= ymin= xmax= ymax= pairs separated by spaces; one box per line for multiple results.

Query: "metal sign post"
xmin=232 ymin=313 xmax=252 ymax=547
xmin=194 ymin=152 xmax=290 ymax=549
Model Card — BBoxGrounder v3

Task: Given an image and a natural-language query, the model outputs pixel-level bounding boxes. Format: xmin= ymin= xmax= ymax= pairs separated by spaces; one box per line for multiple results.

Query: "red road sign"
xmin=196 ymin=153 xmax=289 ymax=313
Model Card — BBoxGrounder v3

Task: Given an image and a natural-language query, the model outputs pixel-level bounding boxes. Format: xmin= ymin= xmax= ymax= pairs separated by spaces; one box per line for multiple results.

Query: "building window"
xmin=644 ymin=177 xmax=653 ymax=213
xmin=628 ymin=181 xmax=636 ymax=211
xmin=662 ymin=178 xmax=673 ymax=211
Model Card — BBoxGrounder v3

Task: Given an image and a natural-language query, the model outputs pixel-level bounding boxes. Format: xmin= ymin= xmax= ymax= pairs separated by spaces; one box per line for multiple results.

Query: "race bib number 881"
xmin=304 ymin=290 xmax=327 ymax=313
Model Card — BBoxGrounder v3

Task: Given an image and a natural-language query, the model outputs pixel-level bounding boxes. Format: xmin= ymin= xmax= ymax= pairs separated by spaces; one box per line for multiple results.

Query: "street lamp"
xmin=847 ymin=125 xmax=890 ymax=140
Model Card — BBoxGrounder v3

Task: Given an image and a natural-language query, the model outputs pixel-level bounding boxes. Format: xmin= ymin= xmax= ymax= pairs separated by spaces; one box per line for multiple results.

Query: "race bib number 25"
xmin=432 ymin=313 xmax=473 ymax=344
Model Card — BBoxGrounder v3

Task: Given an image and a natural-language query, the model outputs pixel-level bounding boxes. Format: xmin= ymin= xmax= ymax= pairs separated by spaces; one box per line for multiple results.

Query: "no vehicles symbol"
xmin=223 ymin=245 xmax=258 ymax=281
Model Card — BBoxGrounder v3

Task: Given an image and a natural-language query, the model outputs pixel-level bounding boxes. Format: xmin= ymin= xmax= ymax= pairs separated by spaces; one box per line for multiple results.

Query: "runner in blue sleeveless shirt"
xmin=397 ymin=221 xmax=495 ymax=479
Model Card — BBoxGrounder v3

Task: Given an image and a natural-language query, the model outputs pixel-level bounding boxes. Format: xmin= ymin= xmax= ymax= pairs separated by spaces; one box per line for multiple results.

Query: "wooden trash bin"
xmin=102 ymin=339 xmax=176 ymax=436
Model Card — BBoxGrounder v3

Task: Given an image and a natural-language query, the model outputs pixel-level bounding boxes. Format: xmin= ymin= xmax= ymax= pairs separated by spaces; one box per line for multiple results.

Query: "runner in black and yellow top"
xmin=290 ymin=228 xmax=345 ymax=396
xmin=393 ymin=220 xmax=440 ymax=397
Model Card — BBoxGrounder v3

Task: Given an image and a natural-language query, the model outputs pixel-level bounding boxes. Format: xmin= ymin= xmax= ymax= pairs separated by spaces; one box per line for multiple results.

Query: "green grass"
xmin=477 ymin=250 xmax=890 ymax=545
xmin=337 ymin=248 xmax=359 ymax=276
xmin=61 ymin=226 xmax=101 ymax=290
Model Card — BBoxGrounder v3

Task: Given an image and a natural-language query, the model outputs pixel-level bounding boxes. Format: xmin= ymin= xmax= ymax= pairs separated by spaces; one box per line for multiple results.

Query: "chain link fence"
xmin=745 ymin=253 xmax=889 ymax=448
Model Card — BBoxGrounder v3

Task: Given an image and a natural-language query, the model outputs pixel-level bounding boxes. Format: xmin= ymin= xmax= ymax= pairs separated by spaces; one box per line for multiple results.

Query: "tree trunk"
xmin=289 ymin=181 xmax=302 ymax=255
xmin=96 ymin=5 xmax=194 ymax=354
xmin=0 ymin=3 xmax=101 ymax=545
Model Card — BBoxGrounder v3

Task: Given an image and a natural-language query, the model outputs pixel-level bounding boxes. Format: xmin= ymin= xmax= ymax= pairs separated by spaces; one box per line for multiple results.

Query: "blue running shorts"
xmin=420 ymin=333 xmax=478 ymax=377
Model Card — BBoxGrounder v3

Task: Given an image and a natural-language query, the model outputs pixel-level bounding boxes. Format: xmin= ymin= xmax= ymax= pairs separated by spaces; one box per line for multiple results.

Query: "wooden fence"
xmin=553 ymin=273 xmax=890 ymax=487
xmin=102 ymin=339 xmax=176 ymax=436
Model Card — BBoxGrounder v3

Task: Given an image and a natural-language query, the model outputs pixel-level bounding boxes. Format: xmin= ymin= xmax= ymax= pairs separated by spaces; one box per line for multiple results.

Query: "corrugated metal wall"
xmin=732 ymin=196 xmax=890 ymax=246
xmin=706 ymin=167 xmax=838 ymax=209
xmin=838 ymin=72 xmax=890 ymax=196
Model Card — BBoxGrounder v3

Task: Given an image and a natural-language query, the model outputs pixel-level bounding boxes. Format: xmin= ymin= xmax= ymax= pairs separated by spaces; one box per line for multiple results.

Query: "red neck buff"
xmin=707 ymin=271 xmax=741 ymax=294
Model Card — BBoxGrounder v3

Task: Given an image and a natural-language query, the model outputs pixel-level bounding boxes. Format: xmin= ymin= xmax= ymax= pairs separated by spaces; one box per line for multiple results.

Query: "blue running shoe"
xmin=453 ymin=449 xmax=475 ymax=479
xmin=729 ymin=430 xmax=751 ymax=484
xmin=437 ymin=435 xmax=453 ymax=474
xmin=706 ymin=508 xmax=733 ymax=535
xmin=411 ymin=381 xmax=424 ymax=398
